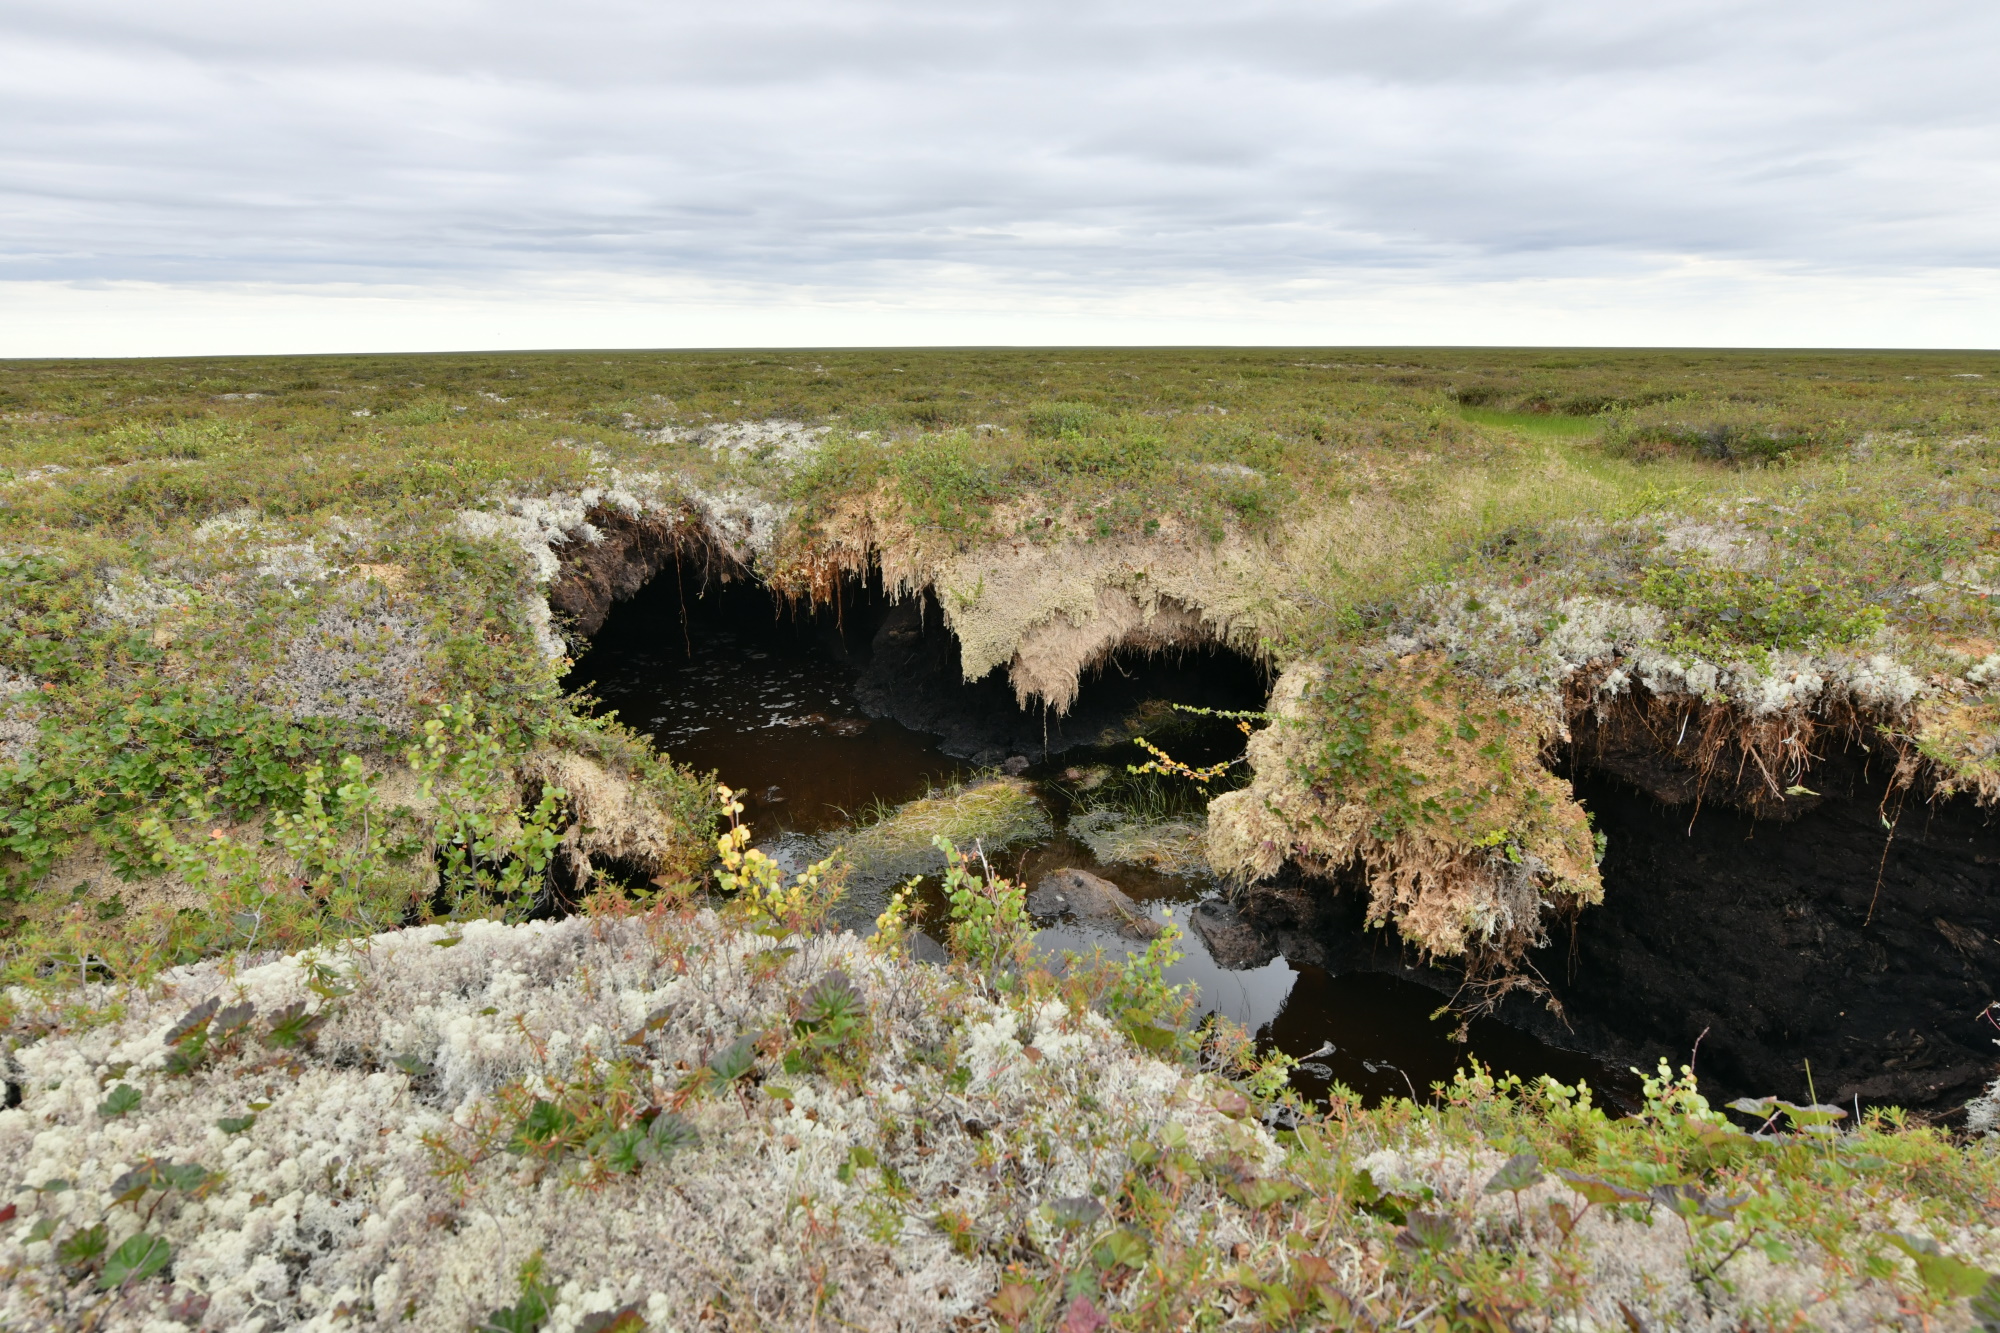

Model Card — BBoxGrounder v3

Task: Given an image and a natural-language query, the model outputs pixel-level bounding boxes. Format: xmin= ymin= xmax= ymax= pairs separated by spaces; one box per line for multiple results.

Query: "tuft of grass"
xmin=837 ymin=776 xmax=1050 ymax=886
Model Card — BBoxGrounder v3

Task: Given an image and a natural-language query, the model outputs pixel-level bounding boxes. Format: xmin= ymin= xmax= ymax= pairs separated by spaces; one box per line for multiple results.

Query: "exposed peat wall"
xmin=551 ymin=505 xmax=1267 ymax=766
xmin=1534 ymin=755 xmax=2000 ymax=1113
xmin=572 ymin=560 xmax=1267 ymax=761
xmin=547 ymin=506 xmax=705 ymax=638
xmin=1224 ymin=704 xmax=2000 ymax=1111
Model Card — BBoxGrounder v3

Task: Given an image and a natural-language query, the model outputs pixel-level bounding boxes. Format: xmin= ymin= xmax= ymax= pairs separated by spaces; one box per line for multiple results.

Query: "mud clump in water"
xmin=1029 ymin=868 xmax=1162 ymax=939
xmin=837 ymin=777 xmax=1050 ymax=889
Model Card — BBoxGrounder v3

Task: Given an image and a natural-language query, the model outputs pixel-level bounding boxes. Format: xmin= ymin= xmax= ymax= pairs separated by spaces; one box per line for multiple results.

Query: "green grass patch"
xmin=1459 ymin=406 xmax=1604 ymax=437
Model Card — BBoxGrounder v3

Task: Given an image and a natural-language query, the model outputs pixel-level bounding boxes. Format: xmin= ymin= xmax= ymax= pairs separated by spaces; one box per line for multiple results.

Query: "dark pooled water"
xmin=570 ymin=574 xmax=1633 ymax=1108
xmin=579 ymin=607 xmax=965 ymax=838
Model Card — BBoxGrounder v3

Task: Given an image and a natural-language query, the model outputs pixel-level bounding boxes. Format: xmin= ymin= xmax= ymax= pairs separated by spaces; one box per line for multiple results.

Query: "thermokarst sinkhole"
xmin=567 ymin=564 xmax=2000 ymax=1117
xmin=565 ymin=567 xmax=1628 ymax=1108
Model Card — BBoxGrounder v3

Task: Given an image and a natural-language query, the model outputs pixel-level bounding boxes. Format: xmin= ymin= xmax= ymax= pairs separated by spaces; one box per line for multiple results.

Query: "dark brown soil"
xmin=1231 ymin=718 xmax=2000 ymax=1113
xmin=547 ymin=507 xmax=697 ymax=637
xmin=1528 ymin=754 xmax=2000 ymax=1113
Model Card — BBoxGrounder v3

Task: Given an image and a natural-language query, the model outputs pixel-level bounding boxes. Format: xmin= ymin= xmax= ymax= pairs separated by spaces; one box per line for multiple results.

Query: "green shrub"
xmin=1024 ymin=401 xmax=1107 ymax=439
xmin=1641 ymin=560 xmax=1887 ymax=662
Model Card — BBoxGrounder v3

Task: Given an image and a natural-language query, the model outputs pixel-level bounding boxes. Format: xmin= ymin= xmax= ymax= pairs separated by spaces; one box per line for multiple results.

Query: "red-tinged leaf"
xmin=1057 ymin=1295 xmax=1109 ymax=1333
xmin=164 ymin=997 xmax=218 ymax=1047
xmin=989 ymin=1281 xmax=1036 ymax=1328
xmin=1293 ymin=1254 xmax=1337 ymax=1286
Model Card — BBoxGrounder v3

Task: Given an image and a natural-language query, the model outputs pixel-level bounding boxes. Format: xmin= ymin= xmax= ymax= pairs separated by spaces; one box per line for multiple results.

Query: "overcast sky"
xmin=4 ymin=0 xmax=1997 ymax=354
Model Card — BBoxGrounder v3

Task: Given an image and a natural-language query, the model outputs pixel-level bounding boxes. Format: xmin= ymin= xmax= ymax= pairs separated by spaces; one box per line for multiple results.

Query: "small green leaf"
xmin=163 ymin=1046 xmax=207 ymax=1077
xmin=1775 ymin=1099 xmax=1847 ymax=1130
xmin=218 ymin=1114 xmax=257 ymax=1134
xmin=708 ymin=1036 xmax=758 ymax=1083
xmin=1226 ymin=1176 xmax=1303 ymax=1210
xmin=37 ymin=1178 xmax=71 ymax=1194
xmin=1396 ymin=1211 xmax=1457 ymax=1253
xmin=1045 ymin=1194 xmax=1105 ymax=1231
xmin=57 ymin=1223 xmax=108 ymax=1267
xmin=304 ymin=961 xmax=353 ymax=1000
xmin=591 ymin=1126 xmax=654 ymax=1175
xmin=111 ymin=1158 xmax=172 ymax=1203
xmin=1649 ymin=1183 xmax=1709 ymax=1218
xmin=97 ymin=1084 xmax=141 ymax=1118
xmin=507 ymin=1099 xmax=578 ymax=1155
xmin=1555 ymin=1168 xmax=1648 ymax=1206
xmin=27 ymin=1217 xmax=57 ymax=1243
xmin=1887 ymin=1231 xmax=1994 ymax=1298
xmin=1093 ymin=1227 xmax=1150 ymax=1270
xmin=434 ymin=934 xmax=463 ymax=948
xmin=1970 ymin=1274 xmax=2000 ymax=1332
xmin=1483 ymin=1152 xmax=1543 ymax=1195
xmin=478 ymin=1288 xmax=551 ymax=1333
xmin=100 ymin=1232 xmax=172 ymax=1289
xmin=391 ymin=1053 xmax=431 ymax=1077
xmin=647 ymin=1112 xmax=698 ymax=1156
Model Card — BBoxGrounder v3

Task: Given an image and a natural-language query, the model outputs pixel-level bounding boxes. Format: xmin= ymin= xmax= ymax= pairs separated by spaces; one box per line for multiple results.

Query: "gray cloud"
xmin=2 ymin=0 xmax=1996 ymax=303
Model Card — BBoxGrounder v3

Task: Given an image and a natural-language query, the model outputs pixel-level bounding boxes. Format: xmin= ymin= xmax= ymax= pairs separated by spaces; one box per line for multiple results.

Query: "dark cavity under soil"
xmin=1221 ymin=719 xmax=2000 ymax=1115
xmin=567 ymin=569 xmax=1634 ymax=1108
xmin=1538 ymin=747 xmax=2000 ymax=1114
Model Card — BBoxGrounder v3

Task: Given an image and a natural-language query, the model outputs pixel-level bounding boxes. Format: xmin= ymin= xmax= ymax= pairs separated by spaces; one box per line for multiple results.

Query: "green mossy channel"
xmin=5 ymin=348 xmax=2000 ymax=1329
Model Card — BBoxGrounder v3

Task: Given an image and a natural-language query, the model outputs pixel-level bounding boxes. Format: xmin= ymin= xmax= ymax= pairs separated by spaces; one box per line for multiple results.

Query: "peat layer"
xmin=1202 ymin=708 xmax=2000 ymax=1112
xmin=568 ymin=553 xmax=1269 ymax=772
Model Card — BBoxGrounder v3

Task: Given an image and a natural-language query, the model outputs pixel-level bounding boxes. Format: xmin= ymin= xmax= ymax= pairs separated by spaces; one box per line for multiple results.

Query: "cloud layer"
xmin=3 ymin=0 xmax=1997 ymax=350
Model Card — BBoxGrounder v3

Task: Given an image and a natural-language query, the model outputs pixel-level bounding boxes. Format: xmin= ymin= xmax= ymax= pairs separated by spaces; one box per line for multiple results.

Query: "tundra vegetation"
xmin=3 ymin=347 xmax=2000 ymax=1329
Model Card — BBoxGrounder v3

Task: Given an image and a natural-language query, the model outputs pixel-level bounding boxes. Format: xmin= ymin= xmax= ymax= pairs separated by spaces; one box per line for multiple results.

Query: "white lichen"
xmin=0 ymin=913 xmax=1255 ymax=1332
xmin=0 ymin=664 xmax=39 ymax=766
xmin=93 ymin=571 xmax=196 ymax=628
xmin=259 ymin=589 xmax=435 ymax=731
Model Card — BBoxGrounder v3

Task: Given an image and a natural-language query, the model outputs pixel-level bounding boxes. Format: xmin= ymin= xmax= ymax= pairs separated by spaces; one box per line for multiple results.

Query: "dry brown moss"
xmin=1208 ymin=656 xmax=1601 ymax=987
